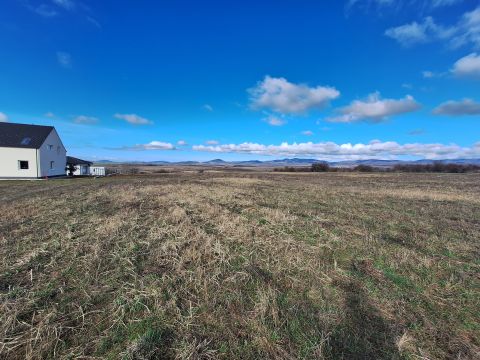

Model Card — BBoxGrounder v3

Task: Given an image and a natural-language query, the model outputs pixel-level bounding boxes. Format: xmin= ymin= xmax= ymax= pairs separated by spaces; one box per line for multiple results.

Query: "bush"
xmin=311 ymin=163 xmax=330 ymax=172
xmin=393 ymin=162 xmax=480 ymax=173
xmin=354 ymin=165 xmax=375 ymax=172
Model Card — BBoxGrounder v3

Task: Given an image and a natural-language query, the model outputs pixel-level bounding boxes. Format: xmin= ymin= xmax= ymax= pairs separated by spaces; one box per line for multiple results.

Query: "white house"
xmin=0 ymin=123 xmax=67 ymax=179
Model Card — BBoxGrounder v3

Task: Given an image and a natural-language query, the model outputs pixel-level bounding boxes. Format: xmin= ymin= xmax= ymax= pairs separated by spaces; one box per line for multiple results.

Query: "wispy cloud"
xmin=385 ymin=6 xmax=480 ymax=49
xmin=264 ymin=115 xmax=286 ymax=126
xmin=327 ymin=92 xmax=420 ymax=123
xmin=57 ymin=51 xmax=72 ymax=68
xmin=433 ymin=98 xmax=480 ymax=115
xmin=347 ymin=0 xmax=463 ymax=15
xmin=114 ymin=113 xmax=153 ymax=125
xmin=203 ymin=104 xmax=214 ymax=112
xmin=177 ymin=140 xmax=188 ymax=146
xmin=86 ymin=16 xmax=101 ymax=29
xmin=73 ymin=115 xmax=98 ymax=124
xmin=206 ymin=140 xmax=219 ymax=145
xmin=193 ymin=140 xmax=480 ymax=160
xmin=301 ymin=130 xmax=314 ymax=136
xmin=30 ymin=4 xmax=58 ymax=17
xmin=385 ymin=16 xmax=455 ymax=47
xmin=249 ymin=76 xmax=340 ymax=115
xmin=408 ymin=129 xmax=425 ymax=136
xmin=451 ymin=53 xmax=480 ymax=78
xmin=44 ymin=112 xmax=55 ymax=118
xmin=52 ymin=0 xmax=76 ymax=11
xmin=0 ymin=112 xmax=8 ymax=122
xmin=112 ymin=141 xmax=175 ymax=151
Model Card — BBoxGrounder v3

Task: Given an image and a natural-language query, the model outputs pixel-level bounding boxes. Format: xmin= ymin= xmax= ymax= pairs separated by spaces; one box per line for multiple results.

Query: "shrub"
xmin=311 ymin=163 xmax=330 ymax=172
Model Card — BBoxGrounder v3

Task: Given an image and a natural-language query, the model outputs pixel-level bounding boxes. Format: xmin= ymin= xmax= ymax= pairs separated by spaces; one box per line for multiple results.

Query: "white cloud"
xmin=52 ymin=0 xmax=75 ymax=10
xmin=264 ymin=115 xmax=286 ymax=126
xmin=327 ymin=92 xmax=420 ymax=123
xmin=44 ymin=112 xmax=55 ymax=118
xmin=385 ymin=6 xmax=480 ymax=49
xmin=433 ymin=98 xmax=480 ymax=115
xmin=450 ymin=7 xmax=480 ymax=49
xmin=385 ymin=17 xmax=454 ymax=47
xmin=301 ymin=130 xmax=314 ymax=136
xmin=57 ymin=52 xmax=72 ymax=68
xmin=206 ymin=140 xmax=219 ymax=145
xmin=249 ymin=76 xmax=340 ymax=115
xmin=177 ymin=140 xmax=188 ymax=146
xmin=114 ymin=141 xmax=175 ymax=151
xmin=74 ymin=115 xmax=98 ymax=124
xmin=203 ymin=104 xmax=214 ymax=112
xmin=0 ymin=112 xmax=8 ymax=122
xmin=192 ymin=140 xmax=480 ymax=160
xmin=451 ymin=53 xmax=480 ymax=78
xmin=114 ymin=113 xmax=153 ymax=125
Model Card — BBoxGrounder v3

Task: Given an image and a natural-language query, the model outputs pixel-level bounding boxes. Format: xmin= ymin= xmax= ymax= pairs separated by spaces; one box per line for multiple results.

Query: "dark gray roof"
xmin=67 ymin=156 xmax=93 ymax=166
xmin=0 ymin=122 xmax=54 ymax=149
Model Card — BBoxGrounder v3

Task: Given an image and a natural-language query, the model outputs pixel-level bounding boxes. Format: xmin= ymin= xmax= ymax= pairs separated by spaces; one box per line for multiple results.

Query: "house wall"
xmin=38 ymin=129 xmax=67 ymax=177
xmin=0 ymin=147 xmax=38 ymax=178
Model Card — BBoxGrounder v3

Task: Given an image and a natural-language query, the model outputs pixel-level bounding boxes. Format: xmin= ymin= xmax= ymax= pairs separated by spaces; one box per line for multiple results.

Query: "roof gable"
xmin=0 ymin=123 xmax=54 ymax=149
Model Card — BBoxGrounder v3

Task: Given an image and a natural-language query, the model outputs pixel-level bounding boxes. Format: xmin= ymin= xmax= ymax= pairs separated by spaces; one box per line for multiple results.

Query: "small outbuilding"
xmin=66 ymin=156 xmax=92 ymax=176
xmin=66 ymin=156 xmax=106 ymax=176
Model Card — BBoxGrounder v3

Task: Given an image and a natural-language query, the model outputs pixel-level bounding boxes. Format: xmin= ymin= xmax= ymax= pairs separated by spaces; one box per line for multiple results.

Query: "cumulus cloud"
xmin=433 ymin=98 xmax=480 ymax=115
xmin=385 ymin=6 xmax=480 ymax=49
xmin=0 ymin=112 xmax=8 ymax=122
xmin=73 ymin=115 xmax=98 ymax=124
xmin=206 ymin=140 xmax=219 ymax=145
xmin=264 ymin=115 xmax=286 ymax=126
xmin=114 ymin=113 xmax=153 ymax=125
xmin=113 ymin=141 xmax=175 ymax=151
xmin=249 ymin=76 xmax=340 ymax=115
xmin=57 ymin=52 xmax=72 ymax=68
xmin=203 ymin=104 xmax=213 ymax=112
xmin=327 ymin=92 xmax=420 ymax=123
xmin=451 ymin=53 xmax=480 ymax=78
xmin=192 ymin=140 xmax=480 ymax=160
xmin=177 ymin=140 xmax=188 ymax=146
xmin=301 ymin=130 xmax=314 ymax=136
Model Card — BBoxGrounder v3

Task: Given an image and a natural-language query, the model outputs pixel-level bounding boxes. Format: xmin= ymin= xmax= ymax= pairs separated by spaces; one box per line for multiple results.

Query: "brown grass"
xmin=0 ymin=171 xmax=479 ymax=359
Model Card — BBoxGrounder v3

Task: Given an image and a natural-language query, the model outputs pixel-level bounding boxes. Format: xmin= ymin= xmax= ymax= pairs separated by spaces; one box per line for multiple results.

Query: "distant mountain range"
xmin=94 ymin=158 xmax=480 ymax=168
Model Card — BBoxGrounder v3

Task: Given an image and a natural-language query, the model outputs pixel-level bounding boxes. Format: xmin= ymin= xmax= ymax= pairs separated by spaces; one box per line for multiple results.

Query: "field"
xmin=0 ymin=171 xmax=479 ymax=359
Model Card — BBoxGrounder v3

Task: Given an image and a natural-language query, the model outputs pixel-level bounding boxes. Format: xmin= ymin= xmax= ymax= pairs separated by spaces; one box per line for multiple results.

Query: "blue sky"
xmin=1 ymin=0 xmax=479 ymax=161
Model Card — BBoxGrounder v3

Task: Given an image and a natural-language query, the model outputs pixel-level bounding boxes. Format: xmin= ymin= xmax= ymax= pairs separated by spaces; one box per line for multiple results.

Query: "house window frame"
xmin=50 ymin=161 xmax=55 ymax=170
xmin=18 ymin=160 xmax=29 ymax=170
xmin=48 ymin=144 xmax=53 ymax=151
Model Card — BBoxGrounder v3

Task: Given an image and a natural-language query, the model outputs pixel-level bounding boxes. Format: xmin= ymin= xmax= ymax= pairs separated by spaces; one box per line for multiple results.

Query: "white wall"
xmin=0 ymin=147 xmax=39 ymax=178
xmin=38 ymin=129 xmax=67 ymax=177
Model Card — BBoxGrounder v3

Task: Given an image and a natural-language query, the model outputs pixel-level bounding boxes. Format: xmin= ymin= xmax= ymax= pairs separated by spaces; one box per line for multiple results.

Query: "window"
xmin=21 ymin=137 xmax=31 ymax=146
xmin=48 ymin=145 xmax=53 ymax=150
xmin=50 ymin=161 xmax=55 ymax=170
xmin=57 ymin=146 xmax=61 ymax=155
xmin=19 ymin=161 xmax=29 ymax=170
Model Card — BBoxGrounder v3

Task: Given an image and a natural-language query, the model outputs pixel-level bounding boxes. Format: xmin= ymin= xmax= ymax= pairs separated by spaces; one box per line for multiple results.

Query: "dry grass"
xmin=0 ymin=171 xmax=479 ymax=359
